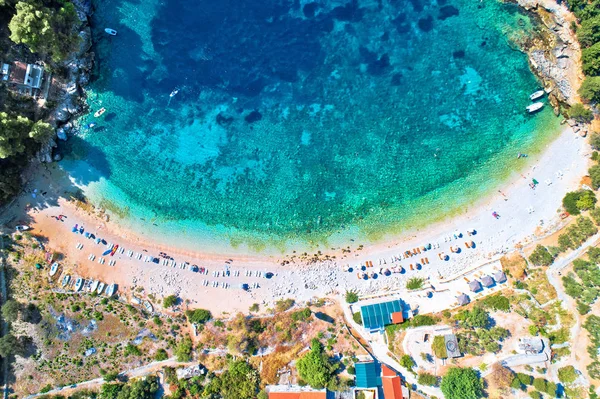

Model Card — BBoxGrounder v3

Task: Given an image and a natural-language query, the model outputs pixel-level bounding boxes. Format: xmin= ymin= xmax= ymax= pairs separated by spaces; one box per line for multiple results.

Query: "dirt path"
xmin=0 ymin=235 xmax=9 ymax=399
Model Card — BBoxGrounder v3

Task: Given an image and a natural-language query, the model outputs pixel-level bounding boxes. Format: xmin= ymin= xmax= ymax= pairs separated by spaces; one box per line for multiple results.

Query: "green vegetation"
xmin=0 ymin=333 xmax=25 ymax=358
xmin=455 ymin=307 xmax=489 ymax=329
xmin=8 ymin=0 xmax=80 ymax=62
xmin=558 ymin=365 xmax=579 ymax=384
xmin=590 ymin=164 xmax=600 ymax=190
xmin=1 ymin=299 xmax=20 ymax=322
xmin=163 ymin=295 xmax=178 ymax=308
xmin=154 ymin=348 xmax=168 ymax=361
xmin=580 ymin=76 xmax=600 ymax=102
xmin=562 ymin=256 xmax=600 ymax=316
xmin=352 ymin=311 xmax=362 ymax=325
xmin=399 ymin=354 xmax=415 ymax=371
xmin=203 ymin=360 xmax=260 ymax=399
xmin=296 ymin=339 xmax=338 ymax=389
xmin=406 ymin=277 xmax=426 ymax=290
xmin=345 ymin=290 xmax=359 ymax=303
xmin=175 ymin=336 xmax=193 ymax=362
xmin=568 ymin=103 xmax=595 ymax=123
xmin=275 ymin=298 xmax=295 ymax=312
xmin=557 ymin=216 xmax=598 ymax=251
xmin=584 ymin=315 xmax=600 ymax=379
xmin=418 ymin=372 xmax=439 ymax=387
xmin=185 ymin=308 xmax=212 ymax=324
xmin=528 ymin=245 xmax=554 ymax=266
xmin=479 ymin=294 xmax=510 ymax=311
xmin=440 ymin=367 xmax=483 ymax=399
xmin=562 ymin=190 xmax=597 ymax=215
xmin=290 ymin=307 xmax=312 ymax=322
xmin=99 ymin=375 xmax=159 ymax=399
xmin=432 ymin=335 xmax=447 ymax=359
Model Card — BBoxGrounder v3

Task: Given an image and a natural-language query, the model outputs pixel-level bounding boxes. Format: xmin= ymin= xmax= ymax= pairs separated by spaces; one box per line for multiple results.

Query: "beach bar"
xmin=359 ymin=299 xmax=403 ymax=332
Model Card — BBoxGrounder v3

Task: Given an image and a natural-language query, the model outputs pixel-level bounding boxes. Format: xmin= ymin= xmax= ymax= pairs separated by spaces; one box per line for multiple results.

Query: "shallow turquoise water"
xmin=63 ymin=0 xmax=561 ymax=253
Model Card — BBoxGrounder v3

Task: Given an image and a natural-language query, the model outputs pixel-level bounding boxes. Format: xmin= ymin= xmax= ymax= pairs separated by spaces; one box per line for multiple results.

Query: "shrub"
xmin=124 ymin=343 xmax=141 ymax=357
xmin=291 ymin=307 xmax=312 ymax=322
xmin=406 ymin=277 xmax=426 ymax=290
xmin=175 ymin=337 xmax=193 ymax=362
xmin=479 ymin=294 xmax=510 ymax=311
xmin=568 ymin=103 xmax=594 ymax=123
xmin=185 ymin=309 xmax=212 ymax=324
xmin=590 ymin=164 xmax=600 ymax=190
xmin=275 ymin=298 xmax=295 ymax=312
xmin=580 ymin=76 xmax=600 ymax=103
xmin=533 ymin=377 xmax=548 ymax=392
xmin=352 ymin=312 xmax=362 ymax=325
xmin=296 ymin=339 xmax=337 ymax=389
xmin=440 ymin=367 xmax=483 ymax=399
xmin=409 ymin=314 xmax=436 ymax=327
xmin=154 ymin=348 xmax=168 ymax=361
xmin=562 ymin=190 xmax=596 ymax=215
xmin=582 ymin=42 xmax=600 ymax=75
xmin=591 ymin=133 xmax=600 ymax=150
xmin=345 ymin=291 xmax=359 ymax=303
xmin=558 ymin=365 xmax=578 ymax=384
xmin=418 ymin=372 xmax=439 ymax=386
xmin=163 ymin=295 xmax=178 ymax=308
xmin=432 ymin=335 xmax=447 ymax=358
xmin=528 ymin=245 xmax=554 ymax=266
xmin=399 ymin=354 xmax=415 ymax=370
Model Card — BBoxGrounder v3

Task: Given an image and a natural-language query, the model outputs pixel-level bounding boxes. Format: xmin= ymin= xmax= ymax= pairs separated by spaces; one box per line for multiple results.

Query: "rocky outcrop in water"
xmin=514 ymin=0 xmax=582 ymax=107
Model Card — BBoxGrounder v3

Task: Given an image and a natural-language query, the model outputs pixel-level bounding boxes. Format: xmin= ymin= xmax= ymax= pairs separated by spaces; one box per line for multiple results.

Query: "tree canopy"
xmin=568 ymin=103 xmax=594 ymax=123
xmin=529 ymin=245 xmax=554 ymax=266
xmin=580 ymin=76 xmax=600 ymax=103
xmin=296 ymin=338 xmax=338 ymax=389
xmin=203 ymin=360 xmax=260 ymax=399
xmin=0 ymin=112 xmax=33 ymax=159
xmin=440 ymin=367 xmax=484 ymax=399
xmin=9 ymin=0 xmax=80 ymax=62
xmin=185 ymin=308 xmax=211 ymax=324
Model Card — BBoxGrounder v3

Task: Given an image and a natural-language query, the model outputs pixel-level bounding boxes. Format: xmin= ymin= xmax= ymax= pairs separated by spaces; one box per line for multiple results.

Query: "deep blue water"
xmin=62 ymin=0 xmax=560 ymax=253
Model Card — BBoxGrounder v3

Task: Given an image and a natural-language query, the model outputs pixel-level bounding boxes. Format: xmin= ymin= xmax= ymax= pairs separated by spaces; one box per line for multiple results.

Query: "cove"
xmin=61 ymin=0 xmax=561 ymax=254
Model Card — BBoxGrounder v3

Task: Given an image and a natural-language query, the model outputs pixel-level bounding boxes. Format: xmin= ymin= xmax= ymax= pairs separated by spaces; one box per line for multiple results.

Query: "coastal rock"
xmin=77 ymin=27 xmax=93 ymax=56
xmin=36 ymin=138 xmax=57 ymax=163
xmin=53 ymin=152 xmax=63 ymax=162
xmin=517 ymin=0 xmax=540 ymax=11
xmin=529 ymin=49 xmax=574 ymax=103
xmin=57 ymin=127 xmax=68 ymax=141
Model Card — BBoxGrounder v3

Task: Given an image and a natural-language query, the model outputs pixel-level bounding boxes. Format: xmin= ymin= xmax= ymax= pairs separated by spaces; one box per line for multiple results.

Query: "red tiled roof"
xmin=381 ymin=364 xmax=397 ymax=377
xmin=269 ymin=393 xmax=327 ymax=399
xmin=391 ymin=311 xmax=404 ymax=324
xmin=382 ymin=375 xmax=403 ymax=399
xmin=9 ymin=61 xmax=26 ymax=84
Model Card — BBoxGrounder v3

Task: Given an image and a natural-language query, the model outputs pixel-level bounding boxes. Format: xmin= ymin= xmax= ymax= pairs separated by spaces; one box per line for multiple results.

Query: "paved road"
xmin=24 ymin=358 xmax=194 ymax=398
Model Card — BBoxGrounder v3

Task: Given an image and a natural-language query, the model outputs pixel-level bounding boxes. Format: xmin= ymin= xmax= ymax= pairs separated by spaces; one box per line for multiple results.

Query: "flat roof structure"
xmin=445 ymin=334 xmax=461 ymax=358
xmin=355 ymin=361 xmax=381 ymax=388
xmin=360 ymin=300 xmax=402 ymax=331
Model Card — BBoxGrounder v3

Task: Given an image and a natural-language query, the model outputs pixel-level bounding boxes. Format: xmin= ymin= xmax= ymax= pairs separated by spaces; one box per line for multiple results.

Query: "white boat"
xmin=89 ymin=280 xmax=99 ymax=292
xmin=49 ymin=262 xmax=59 ymax=276
xmin=15 ymin=225 xmax=30 ymax=231
xmin=169 ymin=88 xmax=179 ymax=97
xmin=529 ymin=90 xmax=545 ymax=101
xmin=105 ymin=283 xmax=117 ymax=296
xmin=97 ymin=282 xmax=105 ymax=294
xmin=94 ymin=107 xmax=106 ymax=117
xmin=104 ymin=28 xmax=117 ymax=36
xmin=526 ymin=102 xmax=544 ymax=113
xmin=143 ymin=301 xmax=153 ymax=313
xmin=61 ymin=275 xmax=71 ymax=287
xmin=75 ymin=278 xmax=84 ymax=291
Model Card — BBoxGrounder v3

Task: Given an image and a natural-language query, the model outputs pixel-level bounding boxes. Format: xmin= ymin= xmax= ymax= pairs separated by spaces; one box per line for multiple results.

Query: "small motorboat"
xmin=75 ymin=277 xmax=84 ymax=291
xmin=105 ymin=283 xmax=117 ymax=296
xmin=104 ymin=28 xmax=117 ymax=36
xmin=86 ymin=122 xmax=97 ymax=129
xmin=526 ymin=102 xmax=544 ymax=113
xmin=97 ymin=282 xmax=105 ymax=294
xmin=62 ymin=274 xmax=71 ymax=287
xmin=49 ymin=262 xmax=59 ymax=276
xmin=169 ymin=88 xmax=179 ymax=97
xmin=15 ymin=225 xmax=30 ymax=231
xmin=143 ymin=301 xmax=154 ymax=313
xmin=529 ymin=90 xmax=545 ymax=101
xmin=89 ymin=280 xmax=99 ymax=292
xmin=94 ymin=107 xmax=106 ymax=118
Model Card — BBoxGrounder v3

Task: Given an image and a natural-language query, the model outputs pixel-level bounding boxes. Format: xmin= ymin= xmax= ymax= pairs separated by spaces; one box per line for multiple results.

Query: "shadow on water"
xmin=149 ymin=0 xmax=329 ymax=98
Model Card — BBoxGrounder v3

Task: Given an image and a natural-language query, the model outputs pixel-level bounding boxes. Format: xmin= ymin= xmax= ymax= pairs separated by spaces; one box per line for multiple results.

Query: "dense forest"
xmin=0 ymin=0 xmax=81 ymax=205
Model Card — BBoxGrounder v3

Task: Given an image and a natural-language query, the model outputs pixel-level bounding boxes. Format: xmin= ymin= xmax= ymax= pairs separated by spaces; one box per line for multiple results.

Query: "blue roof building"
xmin=355 ymin=361 xmax=381 ymax=388
xmin=360 ymin=299 xmax=403 ymax=332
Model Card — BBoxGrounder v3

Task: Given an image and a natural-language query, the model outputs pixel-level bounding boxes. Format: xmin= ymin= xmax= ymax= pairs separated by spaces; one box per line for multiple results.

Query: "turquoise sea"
xmin=62 ymin=0 xmax=561 ymax=254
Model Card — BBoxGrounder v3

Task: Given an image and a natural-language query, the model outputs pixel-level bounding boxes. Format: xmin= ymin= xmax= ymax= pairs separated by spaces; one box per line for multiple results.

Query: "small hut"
xmin=494 ymin=270 xmax=507 ymax=284
xmin=457 ymin=293 xmax=470 ymax=306
xmin=481 ymin=275 xmax=494 ymax=288
xmin=469 ymin=280 xmax=482 ymax=292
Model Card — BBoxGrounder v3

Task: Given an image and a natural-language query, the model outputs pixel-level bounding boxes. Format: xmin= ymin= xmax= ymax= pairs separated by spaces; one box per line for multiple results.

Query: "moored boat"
xmin=529 ymin=90 xmax=545 ymax=101
xmin=526 ymin=102 xmax=544 ymax=113
xmin=49 ymin=262 xmax=59 ymax=276
xmin=143 ymin=301 xmax=153 ymax=313
xmin=97 ymin=282 xmax=105 ymax=294
xmin=75 ymin=278 xmax=84 ymax=291
xmin=90 ymin=280 xmax=99 ymax=292
xmin=105 ymin=283 xmax=117 ymax=296
xmin=104 ymin=28 xmax=117 ymax=36
xmin=62 ymin=274 xmax=71 ymax=287
xmin=94 ymin=107 xmax=106 ymax=117
xmin=170 ymin=88 xmax=179 ymax=97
